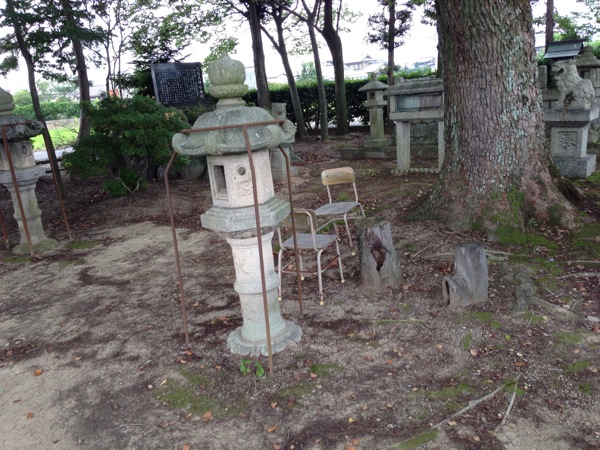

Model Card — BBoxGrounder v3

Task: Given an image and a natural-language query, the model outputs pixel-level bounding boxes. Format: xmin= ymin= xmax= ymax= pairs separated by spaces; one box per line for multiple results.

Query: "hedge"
xmin=13 ymin=102 xmax=80 ymax=121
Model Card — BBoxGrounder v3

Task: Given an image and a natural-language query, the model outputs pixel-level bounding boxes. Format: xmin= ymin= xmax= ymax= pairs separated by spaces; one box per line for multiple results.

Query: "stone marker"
xmin=172 ymin=54 xmax=301 ymax=356
xmin=0 ymin=87 xmax=57 ymax=254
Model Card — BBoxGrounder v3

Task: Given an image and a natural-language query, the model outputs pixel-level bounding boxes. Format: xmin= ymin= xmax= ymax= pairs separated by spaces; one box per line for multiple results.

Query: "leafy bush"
xmin=63 ymin=95 xmax=189 ymax=195
xmin=13 ymin=101 xmax=80 ymax=121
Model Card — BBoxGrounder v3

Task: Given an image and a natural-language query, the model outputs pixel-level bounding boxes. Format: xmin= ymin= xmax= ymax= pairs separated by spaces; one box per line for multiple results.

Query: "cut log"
xmin=357 ymin=218 xmax=401 ymax=288
xmin=442 ymin=242 xmax=488 ymax=307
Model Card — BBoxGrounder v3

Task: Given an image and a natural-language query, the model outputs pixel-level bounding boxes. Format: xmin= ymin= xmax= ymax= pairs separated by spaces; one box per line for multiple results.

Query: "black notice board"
xmin=150 ymin=62 xmax=206 ymax=108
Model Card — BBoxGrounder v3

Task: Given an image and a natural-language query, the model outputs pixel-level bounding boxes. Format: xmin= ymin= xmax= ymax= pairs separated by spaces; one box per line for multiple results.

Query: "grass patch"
xmin=460 ymin=333 xmax=473 ymax=351
xmin=496 ymin=225 xmax=558 ymax=250
xmin=566 ymin=360 xmax=591 ymax=374
xmin=578 ymin=383 xmax=593 ymax=395
xmin=59 ymin=258 xmax=87 ymax=268
xmin=31 ymin=127 xmax=78 ymax=150
xmin=389 ymin=429 xmax=439 ymax=450
xmin=64 ymin=240 xmax=101 ymax=250
xmin=460 ymin=311 xmax=502 ymax=330
xmin=1 ymin=255 xmax=31 ymax=264
xmin=515 ymin=312 xmax=543 ymax=326
xmin=555 ymin=330 xmax=590 ymax=345
xmin=273 ymin=381 xmax=313 ymax=404
xmin=425 ymin=382 xmax=474 ymax=401
xmin=156 ymin=368 xmax=246 ymax=418
xmin=309 ymin=363 xmax=342 ymax=378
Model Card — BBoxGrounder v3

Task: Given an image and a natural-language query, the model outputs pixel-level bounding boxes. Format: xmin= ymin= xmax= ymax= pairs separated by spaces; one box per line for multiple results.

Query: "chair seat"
xmin=314 ymin=201 xmax=360 ymax=217
xmin=282 ymin=233 xmax=337 ymax=251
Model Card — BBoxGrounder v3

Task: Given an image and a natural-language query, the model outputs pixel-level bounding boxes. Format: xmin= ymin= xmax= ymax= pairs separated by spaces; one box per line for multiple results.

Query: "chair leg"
xmin=278 ymin=249 xmax=283 ymax=301
xmin=299 ymin=252 xmax=305 ymax=281
xmin=335 ymin=240 xmax=345 ymax=284
xmin=316 ymin=249 xmax=324 ymax=306
xmin=343 ymin=213 xmax=355 ymax=254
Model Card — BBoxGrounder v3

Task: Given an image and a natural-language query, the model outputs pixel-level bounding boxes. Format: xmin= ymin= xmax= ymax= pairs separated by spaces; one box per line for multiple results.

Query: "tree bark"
xmin=442 ymin=242 xmax=488 ymax=308
xmin=387 ymin=0 xmax=396 ymax=86
xmin=321 ymin=0 xmax=349 ymax=135
xmin=414 ymin=0 xmax=574 ymax=233
xmin=545 ymin=0 xmax=554 ymax=54
xmin=357 ymin=218 xmax=400 ymax=288
xmin=59 ymin=0 xmax=91 ymax=143
xmin=262 ymin=4 xmax=308 ymax=139
xmin=247 ymin=0 xmax=271 ymax=110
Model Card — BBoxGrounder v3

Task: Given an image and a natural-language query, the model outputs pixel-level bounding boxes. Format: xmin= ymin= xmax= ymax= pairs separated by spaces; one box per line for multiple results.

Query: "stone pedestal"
xmin=0 ymin=166 xmax=57 ymax=254
xmin=545 ymin=107 xmax=598 ymax=178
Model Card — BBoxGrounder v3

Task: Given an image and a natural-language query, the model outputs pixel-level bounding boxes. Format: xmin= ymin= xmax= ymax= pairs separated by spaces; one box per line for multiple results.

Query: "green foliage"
xmin=239 ymin=359 xmax=265 ymax=378
xmin=13 ymin=101 xmax=80 ymax=121
xmin=295 ymin=61 xmax=317 ymax=83
xmin=566 ymin=360 xmax=591 ymax=374
xmin=63 ymin=96 xmax=189 ymax=195
xmin=11 ymin=89 xmax=32 ymax=106
xmin=389 ymin=429 xmax=439 ymax=450
xmin=31 ymin=127 xmax=78 ymax=150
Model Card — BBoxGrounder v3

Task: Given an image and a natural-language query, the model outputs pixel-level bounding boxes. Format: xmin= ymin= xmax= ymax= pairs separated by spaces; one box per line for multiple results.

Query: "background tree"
xmin=260 ymin=0 xmax=308 ymax=138
xmin=366 ymin=0 xmax=415 ymax=87
xmin=415 ymin=0 xmax=574 ymax=233
xmin=296 ymin=61 xmax=317 ymax=83
xmin=320 ymin=0 xmax=348 ymax=135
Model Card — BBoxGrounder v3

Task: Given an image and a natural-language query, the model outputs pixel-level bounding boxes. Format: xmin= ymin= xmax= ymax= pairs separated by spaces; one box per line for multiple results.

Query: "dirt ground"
xmin=1 ymin=133 xmax=599 ymax=450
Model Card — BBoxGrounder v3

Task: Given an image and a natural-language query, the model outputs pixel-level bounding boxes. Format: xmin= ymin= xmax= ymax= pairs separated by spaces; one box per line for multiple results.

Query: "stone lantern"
xmin=172 ymin=54 xmax=301 ymax=356
xmin=0 ymin=87 xmax=57 ymax=254
xmin=358 ymin=73 xmax=392 ymax=148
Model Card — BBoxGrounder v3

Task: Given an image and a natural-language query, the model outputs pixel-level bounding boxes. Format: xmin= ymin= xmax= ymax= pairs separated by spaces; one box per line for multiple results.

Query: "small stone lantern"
xmin=172 ymin=54 xmax=301 ymax=356
xmin=0 ymin=87 xmax=57 ymax=254
xmin=358 ymin=73 xmax=392 ymax=148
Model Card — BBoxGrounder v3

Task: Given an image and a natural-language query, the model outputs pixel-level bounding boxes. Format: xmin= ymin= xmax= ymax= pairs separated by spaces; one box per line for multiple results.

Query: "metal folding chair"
xmin=277 ymin=208 xmax=344 ymax=306
xmin=314 ymin=167 xmax=365 ymax=252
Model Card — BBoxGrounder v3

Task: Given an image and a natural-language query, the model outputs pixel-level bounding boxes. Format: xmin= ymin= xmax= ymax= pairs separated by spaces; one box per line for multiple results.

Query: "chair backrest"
xmin=321 ymin=167 xmax=359 ymax=204
xmin=281 ymin=208 xmax=317 ymax=233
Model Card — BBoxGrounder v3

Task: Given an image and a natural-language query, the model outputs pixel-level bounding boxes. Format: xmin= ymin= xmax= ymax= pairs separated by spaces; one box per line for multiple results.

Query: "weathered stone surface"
xmin=553 ymin=154 xmax=596 ymax=178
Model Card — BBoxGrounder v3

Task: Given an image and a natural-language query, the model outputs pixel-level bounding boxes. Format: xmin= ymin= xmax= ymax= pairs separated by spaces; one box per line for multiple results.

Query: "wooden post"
xmin=442 ymin=242 xmax=488 ymax=307
xmin=357 ymin=218 xmax=401 ymax=288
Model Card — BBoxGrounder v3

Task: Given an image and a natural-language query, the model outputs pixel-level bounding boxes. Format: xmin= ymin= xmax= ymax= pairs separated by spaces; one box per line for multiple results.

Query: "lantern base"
xmin=227 ymin=320 xmax=302 ymax=357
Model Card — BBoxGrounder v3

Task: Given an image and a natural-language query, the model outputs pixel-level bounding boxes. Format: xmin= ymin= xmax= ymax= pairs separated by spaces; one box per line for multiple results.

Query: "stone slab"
xmin=550 ymin=125 xmax=589 ymax=158
xmin=544 ymin=106 xmax=599 ymax=127
xmin=553 ymin=154 xmax=597 ymax=178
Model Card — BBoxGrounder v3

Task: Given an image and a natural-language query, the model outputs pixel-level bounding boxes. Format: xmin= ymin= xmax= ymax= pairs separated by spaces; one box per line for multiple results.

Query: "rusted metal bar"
xmin=45 ymin=147 xmax=72 ymax=241
xmin=0 ymin=206 xmax=8 ymax=249
xmin=164 ymin=150 xmax=191 ymax=345
xmin=1 ymin=127 xmax=34 ymax=256
xmin=278 ymin=145 xmax=303 ymax=315
xmin=242 ymin=124 xmax=274 ymax=378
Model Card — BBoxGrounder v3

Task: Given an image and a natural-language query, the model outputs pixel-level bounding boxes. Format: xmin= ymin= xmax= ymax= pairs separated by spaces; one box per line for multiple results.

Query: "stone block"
xmin=553 ymin=154 xmax=597 ymax=178
xmin=550 ymin=125 xmax=589 ymax=158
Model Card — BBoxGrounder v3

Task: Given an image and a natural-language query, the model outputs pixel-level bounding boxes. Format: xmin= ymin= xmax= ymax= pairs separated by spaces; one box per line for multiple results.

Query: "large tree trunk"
xmin=59 ymin=0 xmax=90 ymax=143
xmin=308 ymin=23 xmax=329 ymax=142
xmin=321 ymin=0 xmax=349 ymax=135
xmin=545 ymin=0 xmax=554 ymax=53
xmin=248 ymin=0 xmax=271 ymax=110
xmin=387 ymin=0 xmax=396 ymax=86
xmin=264 ymin=5 xmax=308 ymax=139
xmin=416 ymin=0 xmax=573 ymax=233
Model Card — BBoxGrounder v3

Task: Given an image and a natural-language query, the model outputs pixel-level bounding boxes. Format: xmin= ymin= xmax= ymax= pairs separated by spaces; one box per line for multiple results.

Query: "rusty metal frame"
xmin=165 ymin=119 xmax=303 ymax=377
xmin=0 ymin=122 xmax=72 ymax=256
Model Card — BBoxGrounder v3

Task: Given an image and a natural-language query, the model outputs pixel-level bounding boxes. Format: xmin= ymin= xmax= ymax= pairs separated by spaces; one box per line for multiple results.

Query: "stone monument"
xmin=544 ymin=59 xmax=598 ymax=178
xmin=172 ymin=54 xmax=301 ymax=356
xmin=0 ymin=87 xmax=57 ymax=254
xmin=386 ymin=76 xmax=445 ymax=173
xmin=358 ymin=73 xmax=392 ymax=149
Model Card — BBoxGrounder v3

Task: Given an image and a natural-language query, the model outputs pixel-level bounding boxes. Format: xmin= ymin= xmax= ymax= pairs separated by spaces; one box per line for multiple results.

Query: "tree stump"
xmin=442 ymin=242 xmax=488 ymax=307
xmin=357 ymin=218 xmax=401 ymax=288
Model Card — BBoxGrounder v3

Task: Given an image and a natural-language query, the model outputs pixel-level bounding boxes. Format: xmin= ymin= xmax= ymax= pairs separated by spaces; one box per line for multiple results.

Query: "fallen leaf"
xmin=385 ymin=359 xmax=393 ymax=364
xmin=515 ymin=361 xmax=526 ymax=367
xmin=202 ymin=411 xmax=213 ymax=422
xmin=270 ymin=402 xmax=278 ymax=408
xmin=184 ymin=350 xmax=193 ymax=356
xmin=73 ymin=355 xmax=82 ymax=361
xmin=147 ymin=385 xmax=153 ymax=390
xmin=361 ymin=404 xmax=368 ymax=411
xmin=178 ymin=359 xmax=187 ymax=364
xmin=411 ymin=387 xmax=418 ymax=391
xmin=344 ymin=445 xmax=357 ymax=450
xmin=33 ymin=369 xmax=44 ymax=376
xmin=448 ymin=421 xmax=457 ymax=426
xmin=273 ymin=445 xmax=282 ymax=450
xmin=215 ymin=365 xmax=222 ymax=370
xmin=352 ymin=438 xmax=361 ymax=445
xmin=182 ymin=444 xmax=191 ymax=450
xmin=266 ymin=425 xmax=278 ymax=433
xmin=310 ymin=373 xmax=318 ymax=379
xmin=348 ymin=417 xmax=356 ymax=423
xmin=473 ymin=436 xmax=480 ymax=442
xmin=160 ymin=379 xmax=167 ymax=386
xmin=25 ymin=412 xmax=34 ymax=419
xmin=572 ymin=349 xmax=580 ymax=354
xmin=436 ymin=343 xmax=444 ymax=349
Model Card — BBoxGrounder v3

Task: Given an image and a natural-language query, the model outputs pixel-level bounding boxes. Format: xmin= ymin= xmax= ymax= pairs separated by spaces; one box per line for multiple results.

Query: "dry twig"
xmin=501 ymin=374 xmax=522 ymax=425
xmin=557 ymin=272 xmax=600 ymax=279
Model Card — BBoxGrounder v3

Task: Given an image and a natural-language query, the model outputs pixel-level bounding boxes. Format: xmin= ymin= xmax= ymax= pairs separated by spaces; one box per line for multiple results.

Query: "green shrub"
xmin=63 ymin=95 xmax=190 ymax=195
xmin=13 ymin=101 xmax=80 ymax=121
